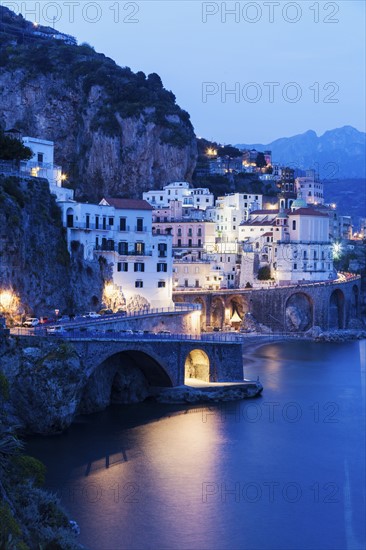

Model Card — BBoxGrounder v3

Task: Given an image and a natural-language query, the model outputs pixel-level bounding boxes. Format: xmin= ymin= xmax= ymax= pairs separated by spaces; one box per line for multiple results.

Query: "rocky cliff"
xmin=0 ymin=175 xmax=107 ymax=316
xmin=0 ymin=6 xmax=197 ymax=201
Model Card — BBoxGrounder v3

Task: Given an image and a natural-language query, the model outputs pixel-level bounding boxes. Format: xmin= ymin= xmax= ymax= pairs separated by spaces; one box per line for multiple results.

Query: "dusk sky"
xmin=12 ymin=0 xmax=366 ymax=143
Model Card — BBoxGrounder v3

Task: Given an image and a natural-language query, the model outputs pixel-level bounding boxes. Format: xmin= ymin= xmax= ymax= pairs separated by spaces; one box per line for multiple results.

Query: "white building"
xmin=143 ymin=181 xmax=214 ymax=210
xmin=59 ymin=197 xmax=173 ymax=309
xmin=239 ymin=200 xmax=336 ymax=286
xmin=273 ymin=199 xmax=335 ymax=284
xmin=22 ymin=136 xmax=73 ymax=201
xmin=295 ymin=170 xmax=324 ymax=205
xmin=214 ymin=193 xmax=263 ymax=244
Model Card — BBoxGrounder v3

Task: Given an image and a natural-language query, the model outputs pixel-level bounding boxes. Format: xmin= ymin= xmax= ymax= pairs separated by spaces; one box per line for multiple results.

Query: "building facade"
xmin=59 ymin=197 xmax=173 ymax=308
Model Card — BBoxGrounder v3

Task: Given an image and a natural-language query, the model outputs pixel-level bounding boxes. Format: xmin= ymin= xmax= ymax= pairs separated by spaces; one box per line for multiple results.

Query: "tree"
xmin=256 ymin=152 xmax=267 ymax=168
xmin=0 ymin=132 xmax=32 ymax=162
xmin=217 ymin=145 xmax=242 ymax=158
xmin=257 ymin=265 xmax=271 ymax=280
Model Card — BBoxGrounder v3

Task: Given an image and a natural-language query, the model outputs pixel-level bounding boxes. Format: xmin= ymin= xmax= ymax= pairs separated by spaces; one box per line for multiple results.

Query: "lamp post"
xmin=55 ymin=309 xmax=59 ymax=322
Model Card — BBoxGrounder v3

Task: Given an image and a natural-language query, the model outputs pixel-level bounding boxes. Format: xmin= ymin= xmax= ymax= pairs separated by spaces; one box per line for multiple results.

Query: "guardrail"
xmin=11 ymin=327 xmax=306 ymax=343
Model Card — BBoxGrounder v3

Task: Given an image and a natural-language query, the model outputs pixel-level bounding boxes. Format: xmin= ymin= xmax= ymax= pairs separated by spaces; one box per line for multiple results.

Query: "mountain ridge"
xmin=235 ymin=126 xmax=365 ymax=179
xmin=0 ymin=5 xmax=197 ymax=201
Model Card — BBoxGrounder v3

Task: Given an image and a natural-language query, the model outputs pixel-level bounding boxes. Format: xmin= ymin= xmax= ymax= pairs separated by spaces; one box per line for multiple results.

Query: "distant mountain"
xmin=236 ymin=126 xmax=366 ymax=179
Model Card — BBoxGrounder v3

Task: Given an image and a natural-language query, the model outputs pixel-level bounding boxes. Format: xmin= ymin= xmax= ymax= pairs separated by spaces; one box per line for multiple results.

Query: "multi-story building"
xmin=59 ymin=197 xmax=173 ymax=308
xmin=239 ymin=199 xmax=336 ymax=286
xmin=143 ymin=182 xmax=214 ymax=210
xmin=214 ymin=193 xmax=263 ymax=244
xmin=173 ymin=257 xmax=224 ymax=291
xmin=273 ymin=200 xmax=335 ymax=284
xmin=152 ymin=221 xmax=216 ymax=256
xmin=295 ymin=170 xmax=324 ymax=205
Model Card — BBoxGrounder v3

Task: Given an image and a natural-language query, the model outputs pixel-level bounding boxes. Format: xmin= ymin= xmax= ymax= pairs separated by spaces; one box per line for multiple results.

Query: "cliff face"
xmin=0 ymin=7 xmax=197 ymax=201
xmin=0 ymin=176 xmax=107 ymax=316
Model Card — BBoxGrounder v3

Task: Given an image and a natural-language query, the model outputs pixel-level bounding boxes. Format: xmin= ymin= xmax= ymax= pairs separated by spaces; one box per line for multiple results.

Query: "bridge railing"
xmin=11 ymin=327 xmax=306 ymax=343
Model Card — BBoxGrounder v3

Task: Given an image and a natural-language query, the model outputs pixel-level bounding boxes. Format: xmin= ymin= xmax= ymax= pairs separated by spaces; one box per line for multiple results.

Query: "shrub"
xmin=14 ymin=455 xmax=46 ymax=487
xmin=257 ymin=265 xmax=271 ymax=281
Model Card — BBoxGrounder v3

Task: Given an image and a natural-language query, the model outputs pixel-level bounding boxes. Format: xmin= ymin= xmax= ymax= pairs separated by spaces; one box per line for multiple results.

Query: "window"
xmin=102 ymin=217 xmax=107 ymax=230
xmin=158 ymin=243 xmax=167 ymax=257
xmin=188 ymin=228 xmax=193 ymax=236
xmin=108 ymin=217 xmax=114 ymax=227
xmin=135 ymin=280 xmax=143 ymax=288
xmin=294 ymin=263 xmax=297 ymax=270
xmin=157 ymin=263 xmax=167 ymax=272
xmin=177 ymin=228 xmax=182 ymax=236
xmin=177 ymin=239 xmax=182 ymax=247
xmin=292 ymin=220 xmax=296 ymax=230
xmin=86 ymin=215 xmax=90 ymax=229
xmin=117 ymin=262 xmax=128 ymax=272
xmin=195 ymin=267 xmax=199 ymax=274
xmin=195 ymin=280 xmax=199 ymax=288
xmin=136 ymin=218 xmax=143 ymax=232
xmin=184 ymin=279 xmax=188 ymax=287
xmin=188 ymin=239 xmax=192 ymax=247
xmin=198 ymin=239 xmax=202 ymax=247
xmin=95 ymin=216 xmax=99 ymax=229
xmin=135 ymin=242 xmax=145 ymax=255
xmin=119 ymin=217 xmax=127 ymax=231
xmin=158 ymin=280 xmax=166 ymax=288
xmin=37 ymin=152 xmax=44 ymax=163
xmin=134 ymin=262 xmax=145 ymax=272
xmin=118 ymin=242 xmax=128 ymax=255
xmin=197 ymin=228 xmax=202 ymax=236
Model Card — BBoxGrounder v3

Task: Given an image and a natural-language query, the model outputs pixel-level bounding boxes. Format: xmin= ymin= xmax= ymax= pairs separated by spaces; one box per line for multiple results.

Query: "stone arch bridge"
xmin=8 ymin=334 xmax=248 ymax=433
xmin=70 ymin=335 xmax=245 ymax=389
xmin=174 ymin=276 xmax=361 ymax=332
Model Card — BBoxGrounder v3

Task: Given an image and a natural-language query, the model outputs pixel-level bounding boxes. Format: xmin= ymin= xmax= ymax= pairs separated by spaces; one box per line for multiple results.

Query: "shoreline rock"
xmin=155 ymin=382 xmax=263 ymax=404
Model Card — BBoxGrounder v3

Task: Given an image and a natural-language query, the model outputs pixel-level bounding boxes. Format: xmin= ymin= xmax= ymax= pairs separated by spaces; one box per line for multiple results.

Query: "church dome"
xmin=291 ymin=197 xmax=307 ymax=210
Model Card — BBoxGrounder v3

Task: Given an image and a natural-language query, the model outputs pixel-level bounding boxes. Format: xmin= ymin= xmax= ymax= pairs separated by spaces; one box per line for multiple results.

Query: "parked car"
xmin=23 ymin=318 xmax=40 ymax=327
xmin=83 ymin=312 xmax=101 ymax=319
xmin=98 ymin=309 xmax=113 ymax=315
xmin=47 ymin=325 xmax=66 ymax=334
xmin=158 ymin=330 xmax=171 ymax=335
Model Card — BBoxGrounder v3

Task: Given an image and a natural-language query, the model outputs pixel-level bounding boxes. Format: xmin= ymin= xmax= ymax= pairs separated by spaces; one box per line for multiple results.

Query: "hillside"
xmin=0 ymin=6 xmax=197 ymax=201
xmin=0 ymin=175 xmax=107 ymax=316
xmin=236 ymin=127 xmax=366 ymax=179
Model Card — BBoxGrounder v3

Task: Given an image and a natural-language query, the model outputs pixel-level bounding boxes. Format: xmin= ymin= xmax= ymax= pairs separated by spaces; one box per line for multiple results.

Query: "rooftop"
xmin=101 ymin=198 xmax=153 ymax=211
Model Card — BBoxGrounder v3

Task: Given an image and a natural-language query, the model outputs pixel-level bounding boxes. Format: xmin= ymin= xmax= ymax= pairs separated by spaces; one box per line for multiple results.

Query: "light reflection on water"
xmin=27 ymin=341 xmax=366 ymax=550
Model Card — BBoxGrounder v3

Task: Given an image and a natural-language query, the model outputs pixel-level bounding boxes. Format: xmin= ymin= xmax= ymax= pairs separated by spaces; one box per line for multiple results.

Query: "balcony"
xmin=94 ymin=245 xmax=152 ymax=256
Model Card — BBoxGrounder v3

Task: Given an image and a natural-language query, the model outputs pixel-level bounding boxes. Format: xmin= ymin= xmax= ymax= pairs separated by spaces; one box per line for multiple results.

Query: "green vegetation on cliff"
xmin=0 ymin=130 xmax=32 ymax=161
xmin=0 ymin=7 xmax=193 ymax=147
xmin=0 ymin=371 xmax=81 ymax=549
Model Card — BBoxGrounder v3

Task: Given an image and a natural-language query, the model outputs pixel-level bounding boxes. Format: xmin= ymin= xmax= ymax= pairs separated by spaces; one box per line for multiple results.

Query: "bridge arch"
xmin=329 ymin=289 xmax=345 ymax=329
xmin=79 ymin=349 xmax=173 ymax=413
xmin=184 ymin=349 xmax=210 ymax=383
xmin=225 ymin=295 xmax=248 ymax=327
xmin=285 ymin=292 xmax=313 ymax=332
